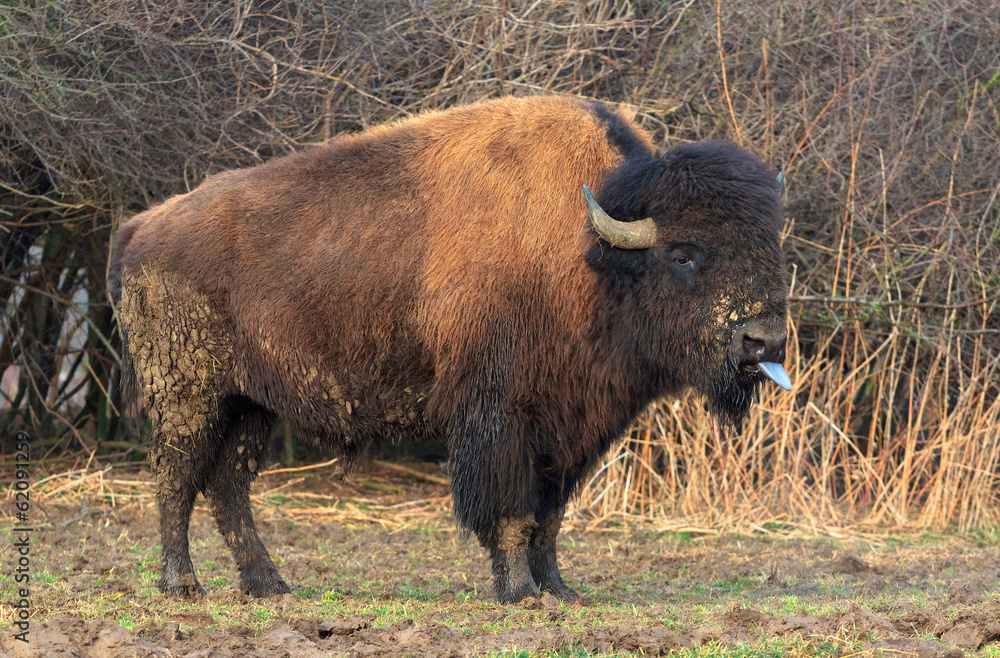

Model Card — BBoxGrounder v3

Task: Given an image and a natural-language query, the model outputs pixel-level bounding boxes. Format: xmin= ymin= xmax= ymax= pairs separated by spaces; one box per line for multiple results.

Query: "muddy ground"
xmin=2 ymin=463 xmax=1000 ymax=656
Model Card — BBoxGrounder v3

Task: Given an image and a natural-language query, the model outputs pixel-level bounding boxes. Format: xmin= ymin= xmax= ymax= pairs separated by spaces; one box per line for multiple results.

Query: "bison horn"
xmin=582 ymin=185 xmax=657 ymax=250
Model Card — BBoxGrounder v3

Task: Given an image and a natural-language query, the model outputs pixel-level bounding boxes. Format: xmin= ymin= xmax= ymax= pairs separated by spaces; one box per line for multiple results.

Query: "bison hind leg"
xmin=150 ymin=427 xmax=210 ymax=598
xmin=204 ymin=399 xmax=290 ymax=598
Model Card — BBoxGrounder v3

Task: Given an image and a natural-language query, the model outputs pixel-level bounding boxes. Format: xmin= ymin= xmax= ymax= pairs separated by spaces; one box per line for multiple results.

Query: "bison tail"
xmin=107 ymin=223 xmax=141 ymax=414
xmin=114 ymin=320 xmax=140 ymax=415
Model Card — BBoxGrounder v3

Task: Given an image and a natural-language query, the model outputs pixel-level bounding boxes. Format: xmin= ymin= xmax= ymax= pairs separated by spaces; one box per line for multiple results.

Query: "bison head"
xmin=585 ymin=141 xmax=790 ymax=427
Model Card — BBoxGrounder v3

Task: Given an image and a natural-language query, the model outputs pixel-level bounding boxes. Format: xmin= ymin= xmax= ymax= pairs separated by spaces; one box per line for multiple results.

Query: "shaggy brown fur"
xmin=108 ymin=95 xmax=788 ymax=603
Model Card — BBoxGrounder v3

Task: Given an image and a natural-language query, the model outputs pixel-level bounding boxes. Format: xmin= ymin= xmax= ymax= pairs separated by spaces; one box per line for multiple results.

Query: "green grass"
xmin=8 ymin=515 xmax=1000 ymax=656
xmin=677 ymin=638 xmax=846 ymax=657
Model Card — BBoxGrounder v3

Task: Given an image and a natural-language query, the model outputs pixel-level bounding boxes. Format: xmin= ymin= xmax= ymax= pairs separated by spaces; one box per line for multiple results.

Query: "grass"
xmin=676 ymin=639 xmax=846 ymax=657
xmin=14 ymin=580 xmax=891 ymax=656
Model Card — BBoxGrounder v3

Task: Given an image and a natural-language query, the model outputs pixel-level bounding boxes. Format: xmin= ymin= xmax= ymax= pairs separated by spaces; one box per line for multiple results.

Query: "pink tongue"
xmin=756 ymin=362 xmax=792 ymax=391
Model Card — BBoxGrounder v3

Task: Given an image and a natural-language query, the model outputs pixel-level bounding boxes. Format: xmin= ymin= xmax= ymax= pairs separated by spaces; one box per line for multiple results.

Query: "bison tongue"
xmin=756 ymin=362 xmax=792 ymax=391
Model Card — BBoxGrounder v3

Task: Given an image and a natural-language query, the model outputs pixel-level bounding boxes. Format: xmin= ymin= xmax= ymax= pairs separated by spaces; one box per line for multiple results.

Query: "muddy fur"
xmin=108 ymin=95 xmax=788 ymax=603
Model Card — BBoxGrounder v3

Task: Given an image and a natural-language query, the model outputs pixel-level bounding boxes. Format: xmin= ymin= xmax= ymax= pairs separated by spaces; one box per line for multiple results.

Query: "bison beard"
xmin=710 ymin=361 xmax=766 ymax=429
xmin=108 ymin=95 xmax=791 ymax=604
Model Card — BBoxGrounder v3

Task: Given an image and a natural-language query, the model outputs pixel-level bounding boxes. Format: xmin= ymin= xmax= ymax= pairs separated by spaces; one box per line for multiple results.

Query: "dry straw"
xmin=1 ymin=1 xmax=998 ymax=532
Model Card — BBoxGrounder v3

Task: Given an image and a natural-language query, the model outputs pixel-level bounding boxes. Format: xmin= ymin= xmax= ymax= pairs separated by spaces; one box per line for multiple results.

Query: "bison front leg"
xmin=447 ymin=388 xmax=542 ymax=604
xmin=479 ymin=516 xmax=539 ymax=604
xmin=204 ymin=404 xmax=290 ymax=598
xmin=529 ymin=504 xmax=578 ymax=602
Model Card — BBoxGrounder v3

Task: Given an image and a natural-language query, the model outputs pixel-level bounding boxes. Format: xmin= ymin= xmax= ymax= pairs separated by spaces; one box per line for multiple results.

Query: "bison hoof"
xmin=494 ymin=581 xmax=540 ymax=605
xmin=241 ymin=576 xmax=292 ymax=598
xmin=542 ymin=580 xmax=580 ymax=604
xmin=160 ymin=573 xmax=206 ymax=599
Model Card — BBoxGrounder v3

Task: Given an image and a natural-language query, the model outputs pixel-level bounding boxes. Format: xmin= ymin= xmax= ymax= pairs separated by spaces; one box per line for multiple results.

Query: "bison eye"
xmin=667 ymin=245 xmax=701 ymax=285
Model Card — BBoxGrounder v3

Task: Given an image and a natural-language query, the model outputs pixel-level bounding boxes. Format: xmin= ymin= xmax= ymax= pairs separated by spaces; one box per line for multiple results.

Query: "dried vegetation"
xmin=1 ymin=0 xmax=998 ymax=531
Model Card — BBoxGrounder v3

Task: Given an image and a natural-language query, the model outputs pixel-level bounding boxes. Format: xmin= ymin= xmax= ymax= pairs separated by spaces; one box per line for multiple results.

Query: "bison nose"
xmin=732 ymin=320 xmax=786 ymax=365
xmin=731 ymin=319 xmax=791 ymax=390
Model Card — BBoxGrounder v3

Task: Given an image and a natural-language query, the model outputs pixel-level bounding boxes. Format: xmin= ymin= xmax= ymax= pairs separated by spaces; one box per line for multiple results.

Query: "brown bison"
xmin=108 ymin=95 xmax=791 ymax=604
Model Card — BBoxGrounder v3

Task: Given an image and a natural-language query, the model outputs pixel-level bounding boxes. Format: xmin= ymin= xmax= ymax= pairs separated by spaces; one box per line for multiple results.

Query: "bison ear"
xmin=582 ymin=185 xmax=657 ymax=250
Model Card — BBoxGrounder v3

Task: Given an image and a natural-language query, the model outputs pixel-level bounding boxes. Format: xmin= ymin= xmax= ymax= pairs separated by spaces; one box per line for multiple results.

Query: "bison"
xmin=108 ymin=95 xmax=791 ymax=604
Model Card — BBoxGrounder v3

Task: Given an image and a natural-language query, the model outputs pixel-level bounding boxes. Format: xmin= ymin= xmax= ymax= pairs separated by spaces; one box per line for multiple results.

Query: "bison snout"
xmin=730 ymin=319 xmax=792 ymax=390
xmin=730 ymin=320 xmax=792 ymax=391
xmin=731 ymin=319 xmax=786 ymax=367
